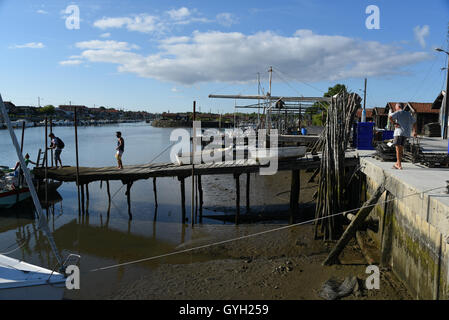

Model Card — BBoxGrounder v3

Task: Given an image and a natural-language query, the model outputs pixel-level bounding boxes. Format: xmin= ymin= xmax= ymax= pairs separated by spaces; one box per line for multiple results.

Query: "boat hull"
xmin=0 ymin=282 xmax=65 ymax=300
xmin=0 ymin=188 xmax=30 ymax=208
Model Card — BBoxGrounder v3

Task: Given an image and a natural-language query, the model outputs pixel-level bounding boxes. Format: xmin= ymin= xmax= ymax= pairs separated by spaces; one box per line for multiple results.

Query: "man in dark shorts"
xmin=49 ymin=133 xmax=65 ymax=169
xmin=388 ymin=103 xmax=417 ymax=170
xmin=115 ymin=131 xmax=124 ymax=169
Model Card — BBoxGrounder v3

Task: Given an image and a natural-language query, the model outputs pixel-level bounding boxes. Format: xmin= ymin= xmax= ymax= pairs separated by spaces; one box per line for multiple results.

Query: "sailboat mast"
xmin=0 ymin=94 xmax=64 ymax=267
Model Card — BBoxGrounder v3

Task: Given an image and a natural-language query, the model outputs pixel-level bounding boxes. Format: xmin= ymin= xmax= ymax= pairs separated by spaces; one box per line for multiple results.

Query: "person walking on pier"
xmin=48 ymin=133 xmax=64 ymax=169
xmin=116 ymin=131 xmax=124 ymax=169
xmin=389 ymin=103 xmax=417 ymax=170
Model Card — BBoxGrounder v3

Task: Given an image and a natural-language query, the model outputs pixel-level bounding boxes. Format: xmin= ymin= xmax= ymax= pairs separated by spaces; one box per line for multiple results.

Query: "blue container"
xmin=382 ymin=130 xmax=394 ymax=141
xmin=301 ymin=128 xmax=307 ymax=135
xmin=355 ymin=122 xmax=374 ymax=150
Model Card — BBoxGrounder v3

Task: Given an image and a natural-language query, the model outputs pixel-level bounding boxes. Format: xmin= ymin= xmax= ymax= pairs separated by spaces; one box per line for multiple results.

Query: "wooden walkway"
xmin=33 ymin=155 xmax=359 ymax=223
xmin=34 ymin=156 xmax=358 ymax=183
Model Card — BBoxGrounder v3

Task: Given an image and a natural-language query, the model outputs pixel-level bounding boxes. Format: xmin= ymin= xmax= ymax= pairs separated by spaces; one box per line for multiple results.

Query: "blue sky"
xmin=0 ymin=0 xmax=448 ymax=113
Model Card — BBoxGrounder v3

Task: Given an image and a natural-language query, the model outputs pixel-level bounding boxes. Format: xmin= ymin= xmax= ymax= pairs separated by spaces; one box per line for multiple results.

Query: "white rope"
xmin=89 ymin=185 xmax=447 ymax=272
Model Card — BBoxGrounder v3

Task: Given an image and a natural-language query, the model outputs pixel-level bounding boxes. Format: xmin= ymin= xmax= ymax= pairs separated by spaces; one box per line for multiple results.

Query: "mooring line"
xmin=88 ymin=185 xmax=447 ymax=273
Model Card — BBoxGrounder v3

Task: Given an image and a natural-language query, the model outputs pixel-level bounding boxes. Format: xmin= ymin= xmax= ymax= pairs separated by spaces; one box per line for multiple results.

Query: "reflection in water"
xmin=0 ymin=123 xmax=314 ymax=298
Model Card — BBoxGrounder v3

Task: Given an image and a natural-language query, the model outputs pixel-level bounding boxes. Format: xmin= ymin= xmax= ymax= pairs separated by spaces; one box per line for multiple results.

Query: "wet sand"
xmin=108 ymin=171 xmax=412 ymax=300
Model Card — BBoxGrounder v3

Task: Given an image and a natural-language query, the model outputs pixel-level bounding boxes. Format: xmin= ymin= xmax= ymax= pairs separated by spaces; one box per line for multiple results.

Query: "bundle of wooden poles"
xmin=314 ymin=92 xmax=362 ymax=240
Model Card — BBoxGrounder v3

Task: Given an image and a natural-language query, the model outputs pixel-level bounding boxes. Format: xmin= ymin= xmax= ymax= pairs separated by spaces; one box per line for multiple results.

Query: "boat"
xmin=0 ymin=255 xmax=66 ymax=300
xmin=249 ymin=146 xmax=307 ymax=162
xmin=0 ymin=187 xmax=31 ymax=209
xmin=175 ymin=145 xmax=233 ymax=165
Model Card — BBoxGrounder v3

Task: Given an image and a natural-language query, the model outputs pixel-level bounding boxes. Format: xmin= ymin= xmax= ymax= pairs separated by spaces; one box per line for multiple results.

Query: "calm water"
xmin=0 ymin=122 xmax=299 ymax=299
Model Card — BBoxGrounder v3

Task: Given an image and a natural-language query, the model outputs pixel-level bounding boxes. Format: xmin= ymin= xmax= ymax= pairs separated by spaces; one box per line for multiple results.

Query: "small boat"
xmin=0 ymin=254 xmax=66 ymax=300
xmin=0 ymin=187 xmax=31 ymax=209
xmin=175 ymin=146 xmax=233 ymax=165
xmin=249 ymin=146 xmax=307 ymax=162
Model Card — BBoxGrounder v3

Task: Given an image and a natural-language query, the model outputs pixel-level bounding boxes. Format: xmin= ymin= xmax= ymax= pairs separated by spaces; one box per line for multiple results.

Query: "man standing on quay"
xmin=388 ymin=103 xmax=417 ymax=170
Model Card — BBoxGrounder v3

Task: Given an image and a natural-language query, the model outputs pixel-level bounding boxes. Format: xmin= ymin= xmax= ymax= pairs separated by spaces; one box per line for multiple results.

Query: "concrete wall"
xmin=361 ymin=159 xmax=449 ymax=299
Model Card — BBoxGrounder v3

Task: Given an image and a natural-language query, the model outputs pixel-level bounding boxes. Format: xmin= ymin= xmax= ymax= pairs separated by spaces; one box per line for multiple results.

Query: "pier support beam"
xmin=289 ymin=170 xmax=300 ymax=224
xmin=85 ymin=183 xmax=90 ymax=215
xmin=153 ymin=177 xmax=158 ymax=208
xmin=234 ymin=173 xmax=241 ymax=225
xmin=246 ymin=173 xmax=250 ymax=213
xmin=80 ymin=183 xmax=85 ymax=215
xmin=198 ymin=175 xmax=203 ymax=222
xmin=126 ymin=182 xmax=133 ymax=220
xmin=178 ymin=176 xmax=186 ymax=224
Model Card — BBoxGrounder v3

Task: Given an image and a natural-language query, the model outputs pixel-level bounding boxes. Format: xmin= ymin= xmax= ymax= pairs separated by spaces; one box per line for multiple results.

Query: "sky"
xmin=0 ymin=0 xmax=448 ymax=113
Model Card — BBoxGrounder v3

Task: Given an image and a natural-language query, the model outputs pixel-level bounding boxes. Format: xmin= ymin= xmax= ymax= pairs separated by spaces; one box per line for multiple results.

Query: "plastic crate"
xmin=382 ymin=130 xmax=394 ymax=140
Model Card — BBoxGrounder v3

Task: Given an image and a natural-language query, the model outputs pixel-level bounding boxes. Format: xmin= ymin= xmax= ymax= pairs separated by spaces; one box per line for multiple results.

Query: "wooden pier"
xmin=33 ymin=155 xmax=359 ymax=224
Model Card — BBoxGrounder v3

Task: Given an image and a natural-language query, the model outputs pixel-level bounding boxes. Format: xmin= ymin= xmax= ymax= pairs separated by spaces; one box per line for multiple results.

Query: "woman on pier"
xmin=115 ymin=131 xmax=124 ymax=170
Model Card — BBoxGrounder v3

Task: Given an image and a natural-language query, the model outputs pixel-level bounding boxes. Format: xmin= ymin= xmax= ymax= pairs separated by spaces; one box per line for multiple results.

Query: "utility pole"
xmin=435 ymin=45 xmax=449 ymax=139
xmin=362 ymin=78 xmax=367 ymax=122
xmin=257 ymin=72 xmax=260 ymax=128
xmin=268 ymin=66 xmax=273 ymax=96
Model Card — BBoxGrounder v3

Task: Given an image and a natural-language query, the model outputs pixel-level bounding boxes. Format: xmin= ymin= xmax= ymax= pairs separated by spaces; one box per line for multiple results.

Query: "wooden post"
xmin=195 ymin=175 xmax=198 ymax=220
xmin=289 ymin=170 xmax=300 ymax=224
xmin=126 ymin=182 xmax=133 ymax=220
xmin=246 ymin=173 xmax=250 ymax=213
xmin=234 ymin=173 xmax=241 ymax=225
xmin=179 ymin=176 xmax=186 ymax=223
xmin=191 ymin=100 xmax=196 ymax=227
xmin=80 ymin=183 xmax=85 ymax=215
xmin=49 ymin=118 xmax=54 ymax=168
xmin=85 ymin=183 xmax=90 ymax=215
xmin=153 ymin=177 xmax=158 ymax=208
xmin=106 ymin=180 xmax=111 ymax=217
xmin=198 ymin=175 xmax=203 ymax=222
xmin=380 ymin=191 xmax=394 ymax=267
xmin=44 ymin=117 xmax=48 ymax=207
xmin=323 ymin=184 xmax=385 ymax=266
xmin=74 ymin=108 xmax=81 ymax=216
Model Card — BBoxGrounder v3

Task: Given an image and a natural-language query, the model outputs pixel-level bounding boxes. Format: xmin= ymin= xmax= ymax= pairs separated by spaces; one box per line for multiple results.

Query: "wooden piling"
xmin=191 ymin=100 xmax=196 ymax=227
xmin=80 ymin=183 xmax=85 ymax=215
xmin=44 ymin=117 xmax=48 ymax=207
xmin=153 ymin=177 xmax=158 ymax=207
xmin=179 ymin=176 xmax=186 ymax=223
xmin=106 ymin=180 xmax=111 ymax=217
xmin=126 ymin=182 xmax=133 ymax=220
xmin=195 ymin=175 xmax=198 ymax=221
xmin=234 ymin=173 xmax=241 ymax=225
xmin=246 ymin=173 xmax=250 ymax=213
xmin=74 ymin=108 xmax=81 ymax=216
xmin=323 ymin=184 xmax=385 ymax=266
xmin=85 ymin=183 xmax=90 ymax=215
xmin=49 ymin=118 xmax=54 ymax=168
xmin=198 ymin=175 xmax=203 ymax=222
xmin=289 ymin=170 xmax=300 ymax=224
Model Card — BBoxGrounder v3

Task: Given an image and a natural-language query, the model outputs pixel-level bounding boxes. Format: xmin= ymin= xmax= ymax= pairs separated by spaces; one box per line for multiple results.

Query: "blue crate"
xmin=355 ymin=122 xmax=373 ymax=150
xmin=382 ymin=130 xmax=394 ymax=140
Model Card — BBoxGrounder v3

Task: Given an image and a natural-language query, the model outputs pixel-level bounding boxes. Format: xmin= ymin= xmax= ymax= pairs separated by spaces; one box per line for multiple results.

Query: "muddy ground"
xmin=110 ymin=170 xmax=412 ymax=300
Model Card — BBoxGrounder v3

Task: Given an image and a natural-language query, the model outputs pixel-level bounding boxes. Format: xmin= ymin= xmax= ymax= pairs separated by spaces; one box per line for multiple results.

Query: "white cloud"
xmin=70 ymin=30 xmax=431 ymax=85
xmin=9 ymin=42 xmax=45 ymax=49
xmin=167 ymin=7 xmax=191 ymax=20
xmin=100 ymin=32 xmax=111 ymax=38
xmin=59 ymin=59 xmax=84 ymax=66
xmin=92 ymin=8 xmax=211 ymax=33
xmin=75 ymin=40 xmax=139 ymax=50
xmin=93 ymin=14 xmax=162 ymax=33
xmin=413 ymin=25 xmax=430 ymax=48
xmin=216 ymin=13 xmax=238 ymax=27
xmin=37 ymin=9 xmax=48 ymax=15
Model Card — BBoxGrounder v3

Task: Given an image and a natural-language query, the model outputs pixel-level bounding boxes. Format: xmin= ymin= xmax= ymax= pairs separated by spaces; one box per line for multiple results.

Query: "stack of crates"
xmin=354 ymin=122 xmax=374 ymax=150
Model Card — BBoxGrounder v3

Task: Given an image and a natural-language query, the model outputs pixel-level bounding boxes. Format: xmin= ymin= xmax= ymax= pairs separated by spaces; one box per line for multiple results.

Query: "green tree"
xmin=39 ymin=105 xmax=55 ymax=115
